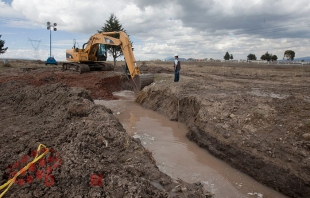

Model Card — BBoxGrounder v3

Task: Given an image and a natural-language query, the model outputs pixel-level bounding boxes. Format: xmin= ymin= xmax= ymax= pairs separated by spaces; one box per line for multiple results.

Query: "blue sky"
xmin=2 ymin=25 xmax=85 ymax=60
xmin=1 ymin=0 xmax=310 ymax=61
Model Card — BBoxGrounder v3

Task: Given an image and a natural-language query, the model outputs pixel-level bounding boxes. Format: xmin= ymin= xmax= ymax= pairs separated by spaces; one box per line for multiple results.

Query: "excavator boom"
xmin=63 ymin=31 xmax=154 ymax=90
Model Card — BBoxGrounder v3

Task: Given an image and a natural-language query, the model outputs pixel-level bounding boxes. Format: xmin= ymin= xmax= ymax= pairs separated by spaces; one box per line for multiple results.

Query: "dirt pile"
xmin=2 ymin=60 xmax=310 ymax=197
xmin=136 ymin=69 xmax=310 ymax=198
xmin=0 ymin=67 xmax=131 ymax=100
xmin=0 ymin=81 xmax=212 ymax=197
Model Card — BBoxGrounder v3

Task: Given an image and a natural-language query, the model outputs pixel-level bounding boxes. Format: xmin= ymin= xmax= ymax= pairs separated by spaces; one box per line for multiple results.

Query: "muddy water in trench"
xmin=95 ymin=91 xmax=287 ymax=198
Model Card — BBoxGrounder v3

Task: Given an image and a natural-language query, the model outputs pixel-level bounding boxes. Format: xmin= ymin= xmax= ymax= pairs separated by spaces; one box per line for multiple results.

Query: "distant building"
xmin=251 ymin=60 xmax=268 ymax=64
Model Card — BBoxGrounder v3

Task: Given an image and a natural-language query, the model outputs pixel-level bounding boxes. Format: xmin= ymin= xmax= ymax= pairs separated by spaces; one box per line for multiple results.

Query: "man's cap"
xmin=174 ymin=54 xmax=178 ymax=56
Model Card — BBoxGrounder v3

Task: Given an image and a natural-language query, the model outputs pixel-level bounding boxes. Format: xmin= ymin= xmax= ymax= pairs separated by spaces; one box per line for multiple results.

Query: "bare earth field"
xmin=0 ymin=60 xmax=210 ymax=198
xmin=136 ymin=61 xmax=310 ymax=198
xmin=0 ymin=59 xmax=310 ymax=197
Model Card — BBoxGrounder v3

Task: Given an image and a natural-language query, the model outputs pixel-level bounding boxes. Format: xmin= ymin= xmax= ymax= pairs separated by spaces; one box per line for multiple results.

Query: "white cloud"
xmin=0 ymin=1 xmax=21 ymax=18
xmin=11 ymin=0 xmax=130 ymax=33
xmin=1 ymin=0 xmax=309 ymax=61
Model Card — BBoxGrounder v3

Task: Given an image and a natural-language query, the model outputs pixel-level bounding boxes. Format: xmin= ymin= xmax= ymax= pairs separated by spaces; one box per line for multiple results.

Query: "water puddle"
xmin=95 ymin=91 xmax=287 ymax=198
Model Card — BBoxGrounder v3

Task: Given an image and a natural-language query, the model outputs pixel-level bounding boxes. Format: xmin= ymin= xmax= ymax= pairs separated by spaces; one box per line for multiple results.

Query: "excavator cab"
xmin=97 ymin=44 xmax=107 ymax=61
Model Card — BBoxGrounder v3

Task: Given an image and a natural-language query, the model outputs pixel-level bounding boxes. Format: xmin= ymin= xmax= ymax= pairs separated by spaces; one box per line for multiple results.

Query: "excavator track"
xmin=62 ymin=62 xmax=114 ymax=74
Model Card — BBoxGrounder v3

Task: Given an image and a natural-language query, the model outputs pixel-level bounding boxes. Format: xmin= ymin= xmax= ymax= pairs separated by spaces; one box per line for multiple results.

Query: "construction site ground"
xmin=0 ymin=60 xmax=211 ymax=198
xmin=0 ymin=59 xmax=310 ymax=197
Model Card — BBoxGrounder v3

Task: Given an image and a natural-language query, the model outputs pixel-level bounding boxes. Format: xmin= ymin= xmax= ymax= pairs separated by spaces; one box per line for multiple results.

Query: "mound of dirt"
xmin=136 ymin=73 xmax=310 ymax=198
xmin=0 ymin=67 xmax=131 ymax=100
xmin=0 ymin=81 xmax=212 ymax=197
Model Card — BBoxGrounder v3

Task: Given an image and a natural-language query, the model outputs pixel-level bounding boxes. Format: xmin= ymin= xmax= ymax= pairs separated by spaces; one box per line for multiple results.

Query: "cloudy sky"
xmin=0 ymin=0 xmax=309 ymax=61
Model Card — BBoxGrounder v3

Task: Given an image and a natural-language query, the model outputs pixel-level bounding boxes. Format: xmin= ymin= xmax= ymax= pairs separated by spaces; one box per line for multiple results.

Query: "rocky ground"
xmin=0 ymin=60 xmax=211 ymax=198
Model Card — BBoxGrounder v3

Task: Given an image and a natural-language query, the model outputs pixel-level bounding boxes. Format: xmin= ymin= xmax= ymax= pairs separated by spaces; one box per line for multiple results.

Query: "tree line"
xmin=224 ymin=50 xmax=296 ymax=61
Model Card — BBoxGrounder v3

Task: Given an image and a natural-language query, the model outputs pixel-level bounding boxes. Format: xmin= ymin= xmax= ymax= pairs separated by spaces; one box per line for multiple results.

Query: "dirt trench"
xmin=1 ymin=60 xmax=310 ymax=197
xmin=0 ymin=63 xmax=213 ymax=197
xmin=135 ymin=70 xmax=310 ymax=198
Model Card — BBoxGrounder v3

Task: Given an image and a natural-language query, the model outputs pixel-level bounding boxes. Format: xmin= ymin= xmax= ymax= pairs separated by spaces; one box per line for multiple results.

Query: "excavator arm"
xmin=64 ymin=31 xmax=153 ymax=90
xmin=83 ymin=31 xmax=141 ymax=79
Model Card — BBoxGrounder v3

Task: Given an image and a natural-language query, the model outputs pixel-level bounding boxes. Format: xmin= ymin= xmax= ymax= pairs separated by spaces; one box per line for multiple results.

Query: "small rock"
xmin=299 ymin=150 xmax=307 ymax=157
xmin=230 ymin=114 xmax=235 ymax=118
xmin=302 ymin=133 xmax=310 ymax=140
xmin=223 ymin=133 xmax=231 ymax=139
xmin=172 ymin=185 xmax=181 ymax=193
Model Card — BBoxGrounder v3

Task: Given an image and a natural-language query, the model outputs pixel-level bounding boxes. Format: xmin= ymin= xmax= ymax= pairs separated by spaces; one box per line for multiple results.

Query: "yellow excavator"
xmin=62 ymin=31 xmax=154 ymax=90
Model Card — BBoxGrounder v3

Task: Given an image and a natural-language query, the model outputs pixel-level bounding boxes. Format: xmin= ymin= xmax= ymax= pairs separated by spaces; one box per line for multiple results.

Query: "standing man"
xmin=174 ymin=54 xmax=181 ymax=82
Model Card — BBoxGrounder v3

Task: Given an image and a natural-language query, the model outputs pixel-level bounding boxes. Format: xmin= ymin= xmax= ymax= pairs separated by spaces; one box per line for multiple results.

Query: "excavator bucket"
xmin=133 ymin=74 xmax=154 ymax=90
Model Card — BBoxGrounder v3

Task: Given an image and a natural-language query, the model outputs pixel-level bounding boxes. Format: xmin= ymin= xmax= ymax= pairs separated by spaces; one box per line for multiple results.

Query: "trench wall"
xmin=135 ymin=86 xmax=310 ymax=198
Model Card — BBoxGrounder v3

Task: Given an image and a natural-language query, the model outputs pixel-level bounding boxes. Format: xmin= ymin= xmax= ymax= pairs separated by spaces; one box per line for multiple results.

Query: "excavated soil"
xmin=1 ymin=60 xmax=310 ymax=198
xmin=136 ymin=61 xmax=310 ymax=198
xmin=0 ymin=61 xmax=211 ymax=197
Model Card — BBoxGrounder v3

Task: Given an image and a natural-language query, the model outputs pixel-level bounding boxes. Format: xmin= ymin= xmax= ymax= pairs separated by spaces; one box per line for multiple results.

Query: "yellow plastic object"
xmin=0 ymin=144 xmax=49 ymax=198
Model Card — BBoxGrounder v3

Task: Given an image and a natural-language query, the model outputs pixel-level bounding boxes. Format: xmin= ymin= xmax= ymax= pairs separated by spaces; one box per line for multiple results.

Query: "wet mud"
xmin=1 ymin=60 xmax=310 ymax=197
xmin=0 ymin=81 xmax=210 ymax=197
xmin=135 ymin=62 xmax=310 ymax=198
xmin=96 ymin=94 xmax=287 ymax=198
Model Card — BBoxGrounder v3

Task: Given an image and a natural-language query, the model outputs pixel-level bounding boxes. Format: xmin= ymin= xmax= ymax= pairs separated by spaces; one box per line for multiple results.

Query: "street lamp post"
xmin=45 ymin=21 xmax=58 ymax=65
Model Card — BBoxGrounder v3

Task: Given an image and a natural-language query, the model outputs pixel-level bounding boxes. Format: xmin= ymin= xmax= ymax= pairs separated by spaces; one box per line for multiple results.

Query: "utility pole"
xmin=45 ymin=22 xmax=58 ymax=65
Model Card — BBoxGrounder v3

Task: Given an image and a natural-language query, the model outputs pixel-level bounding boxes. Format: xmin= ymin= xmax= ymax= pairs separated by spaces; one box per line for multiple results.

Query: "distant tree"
xmin=224 ymin=52 xmax=230 ymax=61
xmin=0 ymin=35 xmax=8 ymax=54
xmin=230 ymin=54 xmax=233 ymax=60
xmin=271 ymin=55 xmax=278 ymax=61
xmin=98 ymin=14 xmax=127 ymax=66
xmin=261 ymin=51 xmax=272 ymax=62
xmin=247 ymin=53 xmax=257 ymax=61
xmin=284 ymin=50 xmax=295 ymax=61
